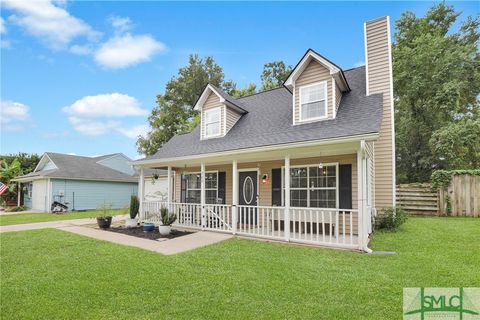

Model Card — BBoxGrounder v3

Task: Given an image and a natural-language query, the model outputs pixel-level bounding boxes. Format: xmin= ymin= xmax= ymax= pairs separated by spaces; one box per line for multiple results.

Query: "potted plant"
xmin=143 ymin=222 xmax=155 ymax=232
xmin=126 ymin=195 xmax=139 ymax=228
xmin=96 ymin=203 xmax=113 ymax=229
xmin=158 ymin=207 xmax=177 ymax=236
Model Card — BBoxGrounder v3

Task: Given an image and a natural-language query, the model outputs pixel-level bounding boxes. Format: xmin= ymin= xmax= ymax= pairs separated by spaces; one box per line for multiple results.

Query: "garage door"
xmin=144 ymin=177 xmax=168 ymax=201
xmin=32 ymin=179 xmax=48 ymax=211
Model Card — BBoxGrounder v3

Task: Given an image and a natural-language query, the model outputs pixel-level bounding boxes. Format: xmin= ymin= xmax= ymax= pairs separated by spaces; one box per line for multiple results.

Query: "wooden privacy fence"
xmin=438 ymin=174 xmax=480 ymax=217
xmin=396 ymin=184 xmax=438 ymax=216
xmin=397 ymin=175 xmax=480 ymax=217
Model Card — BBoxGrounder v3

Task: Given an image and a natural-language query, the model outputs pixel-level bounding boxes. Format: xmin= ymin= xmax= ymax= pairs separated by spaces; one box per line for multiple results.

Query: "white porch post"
xmin=17 ymin=182 xmax=21 ymax=206
xmin=139 ymin=167 xmax=145 ymax=221
xmin=232 ymin=160 xmax=238 ymax=234
xmin=201 ymin=162 xmax=206 ymax=230
xmin=284 ymin=155 xmax=290 ymax=241
xmin=167 ymin=166 xmax=172 ymax=212
xmin=357 ymin=141 xmax=371 ymax=252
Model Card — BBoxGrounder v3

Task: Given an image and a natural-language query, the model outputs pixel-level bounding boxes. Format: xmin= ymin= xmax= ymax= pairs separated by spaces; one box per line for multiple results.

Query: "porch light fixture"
xmin=318 ymin=163 xmax=323 ymax=169
xmin=262 ymin=174 xmax=268 ymax=184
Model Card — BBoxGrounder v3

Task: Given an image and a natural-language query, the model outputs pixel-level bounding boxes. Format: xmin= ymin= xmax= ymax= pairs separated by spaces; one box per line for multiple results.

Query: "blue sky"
xmin=1 ymin=1 xmax=478 ymax=159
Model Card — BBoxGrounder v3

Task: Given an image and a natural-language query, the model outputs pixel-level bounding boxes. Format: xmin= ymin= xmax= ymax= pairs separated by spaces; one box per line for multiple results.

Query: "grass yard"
xmin=0 ymin=209 xmax=125 ymax=226
xmin=1 ymin=217 xmax=479 ymax=319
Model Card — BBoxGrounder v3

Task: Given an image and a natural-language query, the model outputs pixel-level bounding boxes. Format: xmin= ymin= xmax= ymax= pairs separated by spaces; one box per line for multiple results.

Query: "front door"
xmin=238 ymin=171 xmax=258 ymax=225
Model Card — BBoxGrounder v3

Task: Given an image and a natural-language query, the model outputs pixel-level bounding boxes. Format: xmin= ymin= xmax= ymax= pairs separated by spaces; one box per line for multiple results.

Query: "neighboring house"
xmin=13 ymin=153 xmax=138 ymax=212
xmin=134 ymin=16 xmax=395 ymax=252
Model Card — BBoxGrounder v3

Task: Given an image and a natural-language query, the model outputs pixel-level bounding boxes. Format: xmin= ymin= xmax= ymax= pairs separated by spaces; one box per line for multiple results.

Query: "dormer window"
xmin=299 ymin=81 xmax=327 ymax=122
xmin=204 ymin=107 xmax=221 ymax=138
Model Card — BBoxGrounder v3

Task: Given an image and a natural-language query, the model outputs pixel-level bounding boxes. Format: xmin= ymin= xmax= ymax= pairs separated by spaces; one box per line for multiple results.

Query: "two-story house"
xmin=133 ymin=16 xmax=395 ymax=252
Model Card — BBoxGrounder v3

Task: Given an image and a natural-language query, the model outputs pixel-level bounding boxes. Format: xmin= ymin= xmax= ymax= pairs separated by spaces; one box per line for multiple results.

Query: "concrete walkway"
xmin=1 ymin=217 xmax=233 ymax=255
xmin=58 ymin=226 xmax=233 ymax=255
xmin=0 ymin=215 xmax=125 ymax=233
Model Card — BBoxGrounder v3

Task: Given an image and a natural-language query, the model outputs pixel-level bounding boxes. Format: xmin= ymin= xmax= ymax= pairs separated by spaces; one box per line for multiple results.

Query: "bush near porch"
xmin=1 ymin=217 xmax=478 ymax=319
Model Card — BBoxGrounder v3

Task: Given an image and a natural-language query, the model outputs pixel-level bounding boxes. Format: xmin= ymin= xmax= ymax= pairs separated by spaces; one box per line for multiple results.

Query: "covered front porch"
xmin=136 ymin=138 xmax=374 ymax=251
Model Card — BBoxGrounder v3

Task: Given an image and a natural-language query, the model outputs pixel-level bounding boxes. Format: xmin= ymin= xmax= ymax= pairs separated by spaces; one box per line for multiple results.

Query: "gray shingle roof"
xmin=15 ymin=152 xmax=138 ymax=182
xmin=144 ymin=66 xmax=383 ymax=161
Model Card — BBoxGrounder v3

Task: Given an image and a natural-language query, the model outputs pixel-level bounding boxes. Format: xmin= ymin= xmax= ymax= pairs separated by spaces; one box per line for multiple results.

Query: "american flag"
xmin=0 ymin=182 xmax=8 ymax=195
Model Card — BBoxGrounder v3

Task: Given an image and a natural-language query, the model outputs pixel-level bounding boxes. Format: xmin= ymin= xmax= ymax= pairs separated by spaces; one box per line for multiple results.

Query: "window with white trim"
xmin=184 ymin=172 xmax=218 ymax=204
xmin=299 ymin=82 xmax=327 ymax=121
xmin=283 ymin=164 xmax=337 ymax=208
xmin=204 ymin=107 xmax=221 ymax=138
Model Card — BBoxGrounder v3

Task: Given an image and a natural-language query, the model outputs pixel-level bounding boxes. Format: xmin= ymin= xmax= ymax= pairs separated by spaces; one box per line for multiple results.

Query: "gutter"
xmin=132 ymin=132 xmax=379 ymax=167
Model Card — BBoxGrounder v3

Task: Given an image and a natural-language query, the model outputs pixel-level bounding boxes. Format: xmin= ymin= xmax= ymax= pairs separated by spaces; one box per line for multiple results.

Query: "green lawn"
xmin=0 ymin=209 xmax=125 ymax=226
xmin=1 ymin=217 xmax=479 ymax=319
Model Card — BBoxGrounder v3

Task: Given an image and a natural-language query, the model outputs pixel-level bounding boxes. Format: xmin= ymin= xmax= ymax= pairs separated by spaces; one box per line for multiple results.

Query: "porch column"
xmin=357 ymin=143 xmax=370 ymax=252
xmin=167 ymin=166 xmax=172 ymax=212
xmin=139 ymin=167 xmax=145 ymax=221
xmin=17 ymin=182 xmax=21 ymax=206
xmin=200 ymin=162 xmax=206 ymax=230
xmin=284 ymin=155 xmax=290 ymax=241
xmin=232 ymin=160 xmax=238 ymax=234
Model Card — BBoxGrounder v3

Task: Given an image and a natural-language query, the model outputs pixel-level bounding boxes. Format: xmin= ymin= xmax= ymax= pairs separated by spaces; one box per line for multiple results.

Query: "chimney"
xmin=364 ymin=16 xmax=396 ymax=209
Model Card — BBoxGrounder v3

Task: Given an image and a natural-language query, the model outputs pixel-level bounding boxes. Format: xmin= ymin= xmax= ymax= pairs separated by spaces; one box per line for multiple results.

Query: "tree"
xmin=230 ymin=83 xmax=257 ymax=98
xmin=429 ymin=117 xmax=480 ymax=169
xmin=136 ymin=55 xmax=235 ymax=156
xmin=0 ymin=153 xmax=40 ymax=174
xmin=260 ymin=61 xmax=292 ymax=91
xmin=393 ymin=3 xmax=480 ymax=183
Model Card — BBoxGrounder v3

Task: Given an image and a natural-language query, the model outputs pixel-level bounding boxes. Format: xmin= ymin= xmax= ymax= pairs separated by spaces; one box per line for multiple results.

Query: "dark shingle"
xmin=143 ymin=66 xmax=383 ymax=160
xmin=16 ymin=153 xmax=138 ymax=182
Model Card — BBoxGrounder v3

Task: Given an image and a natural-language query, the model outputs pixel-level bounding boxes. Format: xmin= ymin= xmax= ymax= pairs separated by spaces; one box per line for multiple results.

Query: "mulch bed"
xmin=106 ymin=226 xmax=193 ymax=241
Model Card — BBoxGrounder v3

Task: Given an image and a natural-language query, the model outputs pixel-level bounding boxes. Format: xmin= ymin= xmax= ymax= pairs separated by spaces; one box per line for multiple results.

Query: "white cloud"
xmin=62 ymin=93 xmax=148 ymax=117
xmin=63 ymin=93 xmax=148 ymax=138
xmin=108 ymin=15 xmax=133 ymax=34
xmin=68 ymin=116 xmax=120 ymax=136
xmin=70 ymin=44 xmax=92 ymax=55
xmin=0 ymin=17 xmax=6 ymax=33
xmin=3 ymin=0 xmax=98 ymax=49
xmin=0 ymin=100 xmax=30 ymax=132
xmin=116 ymin=124 xmax=148 ymax=139
xmin=94 ymin=34 xmax=166 ymax=69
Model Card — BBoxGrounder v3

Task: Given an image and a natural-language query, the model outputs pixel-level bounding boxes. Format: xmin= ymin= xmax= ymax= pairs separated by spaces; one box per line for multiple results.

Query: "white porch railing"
xmin=142 ymin=201 xmax=359 ymax=249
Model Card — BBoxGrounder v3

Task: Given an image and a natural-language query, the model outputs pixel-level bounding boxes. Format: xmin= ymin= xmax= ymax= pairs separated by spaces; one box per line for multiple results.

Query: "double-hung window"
xmin=204 ymin=107 xmax=221 ymax=138
xmin=184 ymin=172 xmax=218 ymax=204
xmin=283 ymin=164 xmax=338 ymax=208
xmin=299 ymin=82 xmax=327 ymax=121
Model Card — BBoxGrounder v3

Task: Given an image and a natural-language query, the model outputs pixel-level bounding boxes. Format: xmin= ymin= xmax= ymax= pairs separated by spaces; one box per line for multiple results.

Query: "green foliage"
xmin=5 ymin=205 xmax=27 ymax=212
xmin=431 ymin=169 xmax=480 ymax=190
xmin=129 ymin=196 xmax=139 ymax=219
xmin=260 ymin=61 xmax=292 ymax=91
xmin=160 ymin=207 xmax=177 ymax=226
xmin=97 ymin=203 xmax=113 ymax=218
xmin=230 ymin=83 xmax=257 ymax=98
xmin=375 ymin=207 xmax=408 ymax=231
xmin=393 ymin=3 xmax=480 ymax=183
xmin=136 ymin=54 xmax=234 ymax=156
xmin=429 ymin=117 xmax=480 ymax=169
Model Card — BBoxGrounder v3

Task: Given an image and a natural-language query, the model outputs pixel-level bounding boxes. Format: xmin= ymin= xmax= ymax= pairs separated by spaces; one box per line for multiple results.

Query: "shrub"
xmin=160 ymin=207 xmax=176 ymax=226
xmin=375 ymin=207 xmax=408 ymax=231
xmin=6 ymin=205 xmax=27 ymax=212
xmin=129 ymin=196 xmax=139 ymax=219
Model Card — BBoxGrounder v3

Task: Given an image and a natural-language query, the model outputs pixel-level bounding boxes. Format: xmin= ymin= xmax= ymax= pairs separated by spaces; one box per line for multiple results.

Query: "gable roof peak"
xmin=284 ymin=49 xmax=350 ymax=92
xmin=193 ymin=83 xmax=248 ymax=114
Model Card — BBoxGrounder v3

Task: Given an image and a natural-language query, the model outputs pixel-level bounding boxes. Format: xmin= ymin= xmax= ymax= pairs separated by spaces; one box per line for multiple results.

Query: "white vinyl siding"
xmin=299 ymin=82 xmax=327 ymax=122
